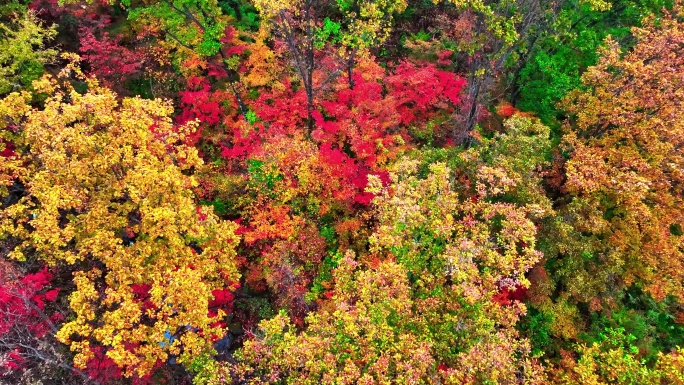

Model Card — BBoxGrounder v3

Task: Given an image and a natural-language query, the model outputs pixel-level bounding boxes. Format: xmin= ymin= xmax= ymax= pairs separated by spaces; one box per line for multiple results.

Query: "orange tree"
xmin=547 ymin=5 xmax=684 ymax=308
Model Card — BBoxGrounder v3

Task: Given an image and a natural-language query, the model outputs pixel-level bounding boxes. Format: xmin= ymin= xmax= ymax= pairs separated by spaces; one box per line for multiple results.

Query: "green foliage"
xmin=519 ymin=308 xmax=555 ymax=357
xmin=319 ymin=224 xmax=337 ymax=248
xmin=188 ymin=352 xmax=220 ymax=385
xmin=307 ymin=250 xmax=343 ymax=300
xmin=0 ymin=11 xmax=57 ymax=95
xmin=219 ymin=0 xmax=261 ymax=31
xmin=235 ymin=296 xmax=276 ymax=320
xmin=412 ymin=30 xmax=431 ymax=41
xmin=581 ymin=290 xmax=684 ymax=365
xmin=125 ymin=0 xmax=228 ymax=58
xmin=201 ymin=198 xmax=231 ymax=216
xmin=315 ymin=18 xmax=341 ymax=49
xmin=0 ymin=1 xmax=29 ymax=21
xmin=517 ymin=48 xmax=585 ymax=127
xmin=516 ymin=0 xmax=673 ymax=127
xmin=245 ymin=109 xmax=258 ymax=124
xmin=569 ymin=327 xmax=669 ymax=384
xmin=247 ymin=159 xmax=284 ymax=192
xmin=125 ymin=77 xmax=155 ymax=99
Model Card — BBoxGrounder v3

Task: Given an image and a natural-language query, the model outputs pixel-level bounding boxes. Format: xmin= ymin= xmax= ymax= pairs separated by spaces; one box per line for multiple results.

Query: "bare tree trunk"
xmin=278 ymin=4 xmax=318 ymax=133
xmin=450 ymin=0 xmax=551 ymax=143
xmin=347 ymin=49 xmax=356 ymax=89
xmin=0 ymin=284 xmax=101 ymax=384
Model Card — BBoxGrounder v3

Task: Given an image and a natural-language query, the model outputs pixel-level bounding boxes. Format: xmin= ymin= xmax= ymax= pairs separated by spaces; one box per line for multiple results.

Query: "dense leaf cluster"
xmin=1 ymin=0 xmax=684 ymax=384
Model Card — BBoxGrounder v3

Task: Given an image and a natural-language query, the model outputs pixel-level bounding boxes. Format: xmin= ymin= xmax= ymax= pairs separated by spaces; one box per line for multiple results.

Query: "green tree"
xmin=0 ymin=10 xmax=57 ymax=95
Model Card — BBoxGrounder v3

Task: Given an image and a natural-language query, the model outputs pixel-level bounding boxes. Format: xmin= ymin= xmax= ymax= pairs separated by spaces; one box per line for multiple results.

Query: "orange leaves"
xmin=558 ymin=6 xmax=684 ymax=302
xmin=497 ymin=102 xmax=519 ymax=117
xmin=242 ymin=27 xmax=280 ymax=88
xmin=244 ymin=203 xmax=303 ymax=245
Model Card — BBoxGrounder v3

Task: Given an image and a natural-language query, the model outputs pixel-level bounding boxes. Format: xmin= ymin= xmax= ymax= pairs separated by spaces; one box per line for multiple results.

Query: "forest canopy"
xmin=1 ymin=0 xmax=684 ymax=384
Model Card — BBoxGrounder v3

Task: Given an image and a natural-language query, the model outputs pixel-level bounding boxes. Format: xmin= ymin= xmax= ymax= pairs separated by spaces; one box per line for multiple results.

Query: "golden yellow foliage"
xmin=231 ymin=252 xmax=436 ymax=385
xmin=0 ymin=76 xmax=240 ymax=377
xmin=554 ymin=329 xmax=684 ymax=384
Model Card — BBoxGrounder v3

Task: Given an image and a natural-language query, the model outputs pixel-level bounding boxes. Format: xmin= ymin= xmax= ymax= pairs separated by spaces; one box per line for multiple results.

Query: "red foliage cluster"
xmin=179 ymin=77 xmax=223 ymax=127
xmin=0 ymin=139 xmax=16 ymax=158
xmin=79 ymin=27 xmax=145 ymax=81
xmin=218 ymin=63 xmax=464 ymax=164
xmin=178 ymin=77 xmax=240 ymax=147
xmin=83 ymin=344 xmax=168 ymax=385
xmin=209 ymin=288 xmax=237 ymax=319
xmin=493 ymin=285 xmax=529 ymax=306
xmin=83 ymin=346 xmax=123 ymax=384
xmin=0 ymin=267 xmax=62 ymax=370
xmin=219 ymin=26 xmax=248 ymax=57
xmin=30 ymin=0 xmax=112 ymax=29
xmin=385 ymin=62 xmax=465 ymax=125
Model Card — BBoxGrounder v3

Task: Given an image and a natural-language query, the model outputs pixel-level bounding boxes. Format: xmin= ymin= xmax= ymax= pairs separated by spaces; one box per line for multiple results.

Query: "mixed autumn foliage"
xmin=1 ymin=0 xmax=684 ymax=383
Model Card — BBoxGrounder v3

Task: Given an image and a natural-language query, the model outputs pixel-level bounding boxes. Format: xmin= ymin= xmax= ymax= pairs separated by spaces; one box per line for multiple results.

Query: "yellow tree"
xmin=231 ymin=253 xmax=435 ymax=385
xmin=0 ymin=73 xmax=240 ymax=377
xmin=553 ymin=328 xmax=684 ymax=384
xmin=367 ymin=159 xmax=546 ymax=384
xmin=329 ymin=0 xmax=407 ymax=87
